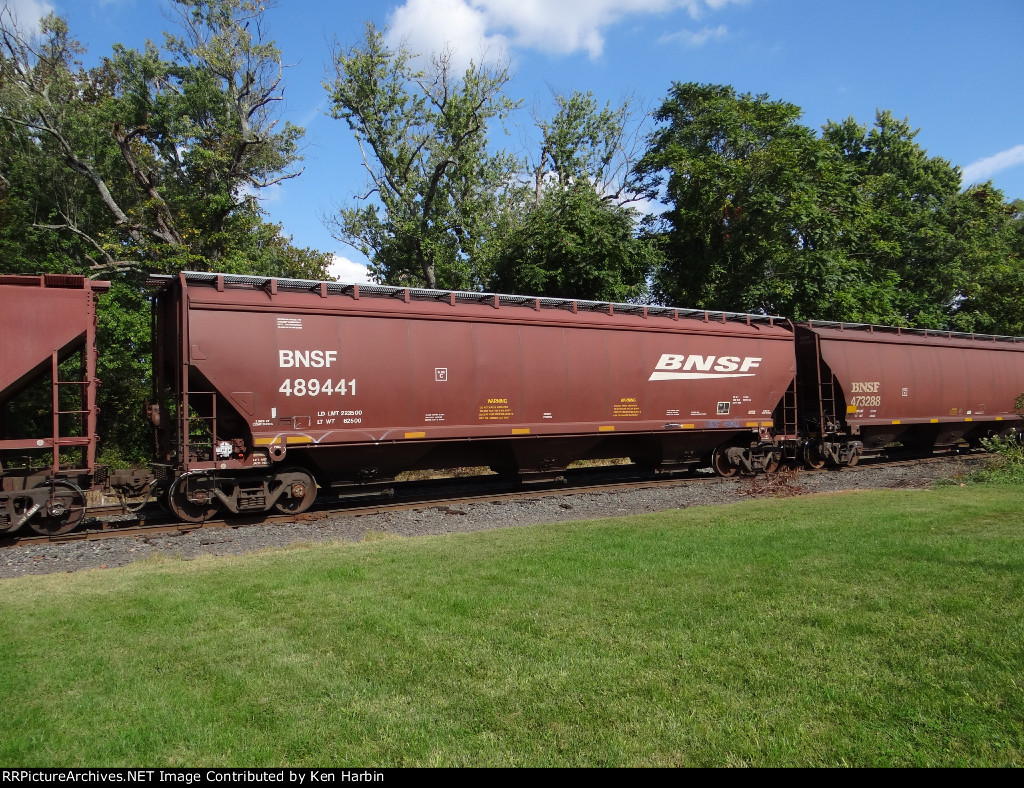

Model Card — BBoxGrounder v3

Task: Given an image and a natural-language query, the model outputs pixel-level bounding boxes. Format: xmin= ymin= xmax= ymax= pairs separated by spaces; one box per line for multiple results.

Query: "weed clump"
xmin=970 ymin=433 xmax=1024 ymax=484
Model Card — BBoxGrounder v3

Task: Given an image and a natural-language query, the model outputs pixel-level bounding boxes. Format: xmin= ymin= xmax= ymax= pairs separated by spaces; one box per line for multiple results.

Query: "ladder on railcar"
xmin=49 ymin=350 xmax=96 ymax=476
xmin=810 ymin=334 xmax=843 ymax=436
xmin=779 ymin=379 xmax=799 ymax=459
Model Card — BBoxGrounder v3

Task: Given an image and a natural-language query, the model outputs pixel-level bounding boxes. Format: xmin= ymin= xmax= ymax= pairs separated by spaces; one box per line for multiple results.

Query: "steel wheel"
xmin=803 ymin=443 xmax=826 ymax=470
xmin=273 ymin=469 xmax=317 ymax=514
xmin=711 ymin=447 xmax=738 ymax=478
xmin=31 ymin=481 xmax=87 ymax=536
xmin=763 ymin=453 xmax=781 ymax=474
xmin=167 ymin=475 xmax=219 ymax=523
xmin=846 ymin=446 xmax=861 ymax=467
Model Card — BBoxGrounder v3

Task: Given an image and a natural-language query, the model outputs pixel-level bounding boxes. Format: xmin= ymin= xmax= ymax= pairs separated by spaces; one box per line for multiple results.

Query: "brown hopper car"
xmin=0 ymin=275 xmax=108 ymax=534
xmin=150 ymin=272 xmax=796 ymax=521
xmin=795 ymin=322 xmax=1024 ymax=467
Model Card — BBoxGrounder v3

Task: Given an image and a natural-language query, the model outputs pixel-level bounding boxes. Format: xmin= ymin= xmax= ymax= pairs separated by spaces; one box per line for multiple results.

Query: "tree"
xmin=636 ymin=82 xmax=862 ymax=318
xmin=487 ymin=90 xmax=659 ymax=302
xmin=0 ymin=0 xmax=312 ymax=275
xmin=487 ymin=185 xmax=660 ymax=301
xmin=0 ymin=1 xmax=329 ymax=464
xmin=635 ymin=84 xmax=1024 ymax=329
xmin=947 ymin=190 xmax=1024 ymax=336
xmin=820 ymin=111 xmax=968 ymax=328
xmin=529 ymin=90 xmax=646 ymax=206
xmin=325 ymin=23 xmax=520 ymax=290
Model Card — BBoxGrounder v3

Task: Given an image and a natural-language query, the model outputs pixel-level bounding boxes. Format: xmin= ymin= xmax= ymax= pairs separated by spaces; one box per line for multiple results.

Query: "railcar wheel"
xmin=803 ymin=443 xmax=826 ymax=470
xmin=273 ymin=469 xmax=317 ymax=514
xmin=711 ymin=448 xmax=738 ymax=478
xmin=31 ymin=481 xmax=87 ymax=536
xmin=763 ymin=454 xmax=781 ymax=474
xmin=846 ymin=447 xmax=861 ymax=467
xmin=167 ymin=475 xmax=219 ymax=523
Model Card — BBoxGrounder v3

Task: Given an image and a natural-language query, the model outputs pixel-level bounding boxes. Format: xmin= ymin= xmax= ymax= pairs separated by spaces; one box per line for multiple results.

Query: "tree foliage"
xmin=530 ymin=90 xmax=645 ymax=206
xmin=636 ymin=82 xmax=860 ymax=318
xmin=488 ymin=90 xmax=659 ymax=301
xmin=325 ymin=23 xmax=520 ymax=289
xmin=638 ymin=83 xmax=1024 ymax=333
xmin=0 ymin=1 xmax=329 ymax=464
xmin=488 ymin=185 xmax=660 ymax=301
xmin=0 ymin=0 xmax=323 ymax=277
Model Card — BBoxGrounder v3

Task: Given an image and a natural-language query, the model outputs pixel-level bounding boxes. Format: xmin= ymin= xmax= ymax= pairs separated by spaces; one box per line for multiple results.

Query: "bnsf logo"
xmin=649 ymin=353 xmax=762 ymax=381
xmin=279 ymin=349 xmax=338 ymax=368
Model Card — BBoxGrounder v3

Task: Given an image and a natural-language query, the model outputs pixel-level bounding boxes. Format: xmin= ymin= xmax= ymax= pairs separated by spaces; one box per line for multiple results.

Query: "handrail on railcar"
xmin=147 ymin=271 xmax=785 ymax=328
xmin=803 ymin=319 xmax=1024 ymax=344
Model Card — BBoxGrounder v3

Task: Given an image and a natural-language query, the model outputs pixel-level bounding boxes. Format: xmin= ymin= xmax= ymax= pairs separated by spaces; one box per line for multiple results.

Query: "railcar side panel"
xmin=156 ymin=274 xmax=796 ymax=483
xmin=798 ymin=323 xmax=1024 ymax=452
xmin=0 ymin=275 xmax=111 ymax=535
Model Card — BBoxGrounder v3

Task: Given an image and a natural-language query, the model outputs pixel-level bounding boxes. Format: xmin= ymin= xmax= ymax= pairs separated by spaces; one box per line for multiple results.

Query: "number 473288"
xmin=279 ymin=378 xmax=357 ymax=397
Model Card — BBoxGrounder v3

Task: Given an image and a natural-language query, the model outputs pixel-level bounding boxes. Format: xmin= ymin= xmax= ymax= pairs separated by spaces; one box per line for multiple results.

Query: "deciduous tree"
xmin=636 ymin=82 xmax=859 ymax=318
xmin=326 ymin=23 xmax=519 ymax=289
xmin=0 ymin=0 xmax=313 ymax=275
xmin=488 ymin=90 xmax=659 ymax=301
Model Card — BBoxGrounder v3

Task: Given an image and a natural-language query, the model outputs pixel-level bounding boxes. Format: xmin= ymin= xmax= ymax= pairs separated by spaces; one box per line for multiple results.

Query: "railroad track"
xmin=0 ymin=453 xmax=979 ymax=551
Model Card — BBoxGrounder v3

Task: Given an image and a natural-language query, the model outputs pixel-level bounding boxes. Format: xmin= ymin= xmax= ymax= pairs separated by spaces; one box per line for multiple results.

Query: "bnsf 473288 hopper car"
xmin=795 ymin=322 xmax=1024 ymax=467
xmin=149 ymin=272 xmax=797 ymax=520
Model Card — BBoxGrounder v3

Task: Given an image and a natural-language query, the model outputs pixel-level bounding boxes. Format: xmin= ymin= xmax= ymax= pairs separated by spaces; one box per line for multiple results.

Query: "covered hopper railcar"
xmin=149 ymin=271 xmax=798 ymax=521
xmin=795 ymin=321 xmax=1024 ymax=467
xmin=0 ymin=275 xmax=108 ymax=535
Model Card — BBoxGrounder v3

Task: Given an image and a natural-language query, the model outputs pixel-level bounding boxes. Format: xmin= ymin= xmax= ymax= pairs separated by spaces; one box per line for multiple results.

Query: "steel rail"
xmin=0 ymin=453 xmax=977 ymax=550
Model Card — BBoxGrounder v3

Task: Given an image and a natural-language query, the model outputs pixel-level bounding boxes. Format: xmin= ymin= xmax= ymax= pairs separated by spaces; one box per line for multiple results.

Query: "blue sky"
xmin=5 ymin=0 xmax=1023 ymax=283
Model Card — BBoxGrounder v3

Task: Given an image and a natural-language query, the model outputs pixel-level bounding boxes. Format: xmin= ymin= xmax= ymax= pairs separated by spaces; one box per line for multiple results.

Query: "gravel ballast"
xmin=0 ymin=457 xmax=983 ymax=579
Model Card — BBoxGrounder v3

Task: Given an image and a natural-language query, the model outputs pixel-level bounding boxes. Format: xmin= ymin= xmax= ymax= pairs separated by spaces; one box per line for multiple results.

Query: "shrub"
xmin=972 ymin=433 xmax=1024 ymax=484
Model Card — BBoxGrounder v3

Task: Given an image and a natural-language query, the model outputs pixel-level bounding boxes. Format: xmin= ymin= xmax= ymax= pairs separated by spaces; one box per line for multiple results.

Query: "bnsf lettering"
xmin=279 ymin=350 xmax=338 ymax=368
xmin=851 ymin=381 xmax=880 ymax=393
xmin=654 ymin=354 xmax=762 ymax=373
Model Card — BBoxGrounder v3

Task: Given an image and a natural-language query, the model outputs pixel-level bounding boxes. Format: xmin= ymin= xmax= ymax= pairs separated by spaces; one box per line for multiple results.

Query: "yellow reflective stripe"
xmin=511 ymin=428 xmax=530 ymax=435
xmin=405 ymin=431 xmax=426 ymax=439
xmin=599 ymin=425 xmax=615 ymax=432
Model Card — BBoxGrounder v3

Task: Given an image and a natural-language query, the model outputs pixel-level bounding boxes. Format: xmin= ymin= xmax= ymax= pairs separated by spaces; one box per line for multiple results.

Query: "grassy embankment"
xmin=1 ymin=483 xmax=1022 ymax=766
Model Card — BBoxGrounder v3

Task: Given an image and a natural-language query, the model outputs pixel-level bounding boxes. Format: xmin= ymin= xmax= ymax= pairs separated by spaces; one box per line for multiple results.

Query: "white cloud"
xmin=1 ymin=0 xmax=55 ymax=35
xmin=385 ymin=0 xmax=746 ymax=67
xmin=386 ymin=0 xmax=511 ymax=71
xmin=658 ymin=24 xmax=728 ymax=47
xmin=961 ymin=144 xmax=1024 ymax=186
xmin=328 ymin=255 xmax=375 ymax=284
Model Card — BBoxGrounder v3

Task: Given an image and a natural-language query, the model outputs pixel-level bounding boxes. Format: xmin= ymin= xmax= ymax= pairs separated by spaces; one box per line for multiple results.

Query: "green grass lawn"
xmin=1 ymin=484 xmax=1022 ymax=767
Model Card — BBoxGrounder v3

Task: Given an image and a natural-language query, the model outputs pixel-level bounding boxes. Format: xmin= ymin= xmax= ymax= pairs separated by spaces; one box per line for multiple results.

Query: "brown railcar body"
xmin=796 ymin=322 xmax=1024 ymax=465
xmin=0 ymin=275 xmax=110 ymax=534
xmin=151 ymin=272 xmax=796 ymax=518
